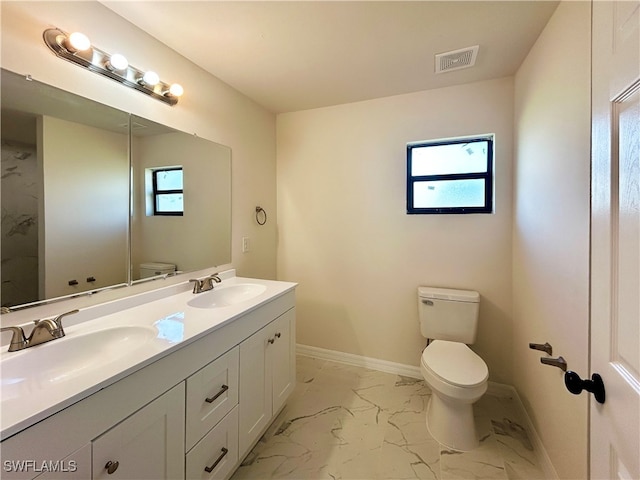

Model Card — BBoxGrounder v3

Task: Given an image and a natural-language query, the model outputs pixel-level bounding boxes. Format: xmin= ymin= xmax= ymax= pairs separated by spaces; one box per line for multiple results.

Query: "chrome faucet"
xmin=0 ymin=309 xmax=79 ymax=352
xmin=0 ymin=326 xmax=28 ymax=352
xmin=189 ymin=274 xmax=222 ymax=294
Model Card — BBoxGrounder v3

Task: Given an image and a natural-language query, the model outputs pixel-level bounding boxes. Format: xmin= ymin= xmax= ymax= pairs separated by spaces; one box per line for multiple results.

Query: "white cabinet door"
xmin=238 ymin=308 xmax=296 ymax=456
xmin=32 ymin=444 xmax=92 ymax=480
xmin=92 ymin=383 xmax=185 ymax=480
xmin=238 ymin=324 xmax=272 ymax=455
xmin=271 ymin=309 xmax=295 ymax=415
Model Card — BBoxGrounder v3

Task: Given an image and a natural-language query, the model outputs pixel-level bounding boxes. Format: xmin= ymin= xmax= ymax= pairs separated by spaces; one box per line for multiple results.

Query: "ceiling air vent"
xmin=435 ymin=45 xmax=479 ymax=74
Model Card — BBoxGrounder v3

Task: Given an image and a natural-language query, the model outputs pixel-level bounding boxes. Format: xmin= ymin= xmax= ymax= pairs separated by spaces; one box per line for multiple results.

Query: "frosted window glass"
xmin=413 ymin=180 xmax=485 ymax=209
xmin=156 ymin=169 xmax=183 ymax=190
xmin=406 ymin=135 xmax=493 ymax=214
xmin=411 ymin=141 xmax=488 ymax=176
xmin=156 ymin=193 xmax=184 ymax=212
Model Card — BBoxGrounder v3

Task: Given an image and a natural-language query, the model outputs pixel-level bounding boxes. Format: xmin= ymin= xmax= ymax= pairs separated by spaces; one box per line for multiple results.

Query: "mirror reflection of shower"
xmin=1 ymin=119 xmax=38 ymax=306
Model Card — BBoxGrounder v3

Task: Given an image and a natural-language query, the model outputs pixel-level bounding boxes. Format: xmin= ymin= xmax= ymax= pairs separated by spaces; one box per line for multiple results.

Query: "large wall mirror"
xmin=129 ymin=115 xmax=231 ymax=282
xmin=1 ymin=69 xmax=231 ymax=309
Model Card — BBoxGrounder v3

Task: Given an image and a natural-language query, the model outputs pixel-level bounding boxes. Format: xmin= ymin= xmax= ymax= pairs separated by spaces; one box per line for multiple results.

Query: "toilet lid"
xmin=421 ymin=340 xmax=488 ymax=387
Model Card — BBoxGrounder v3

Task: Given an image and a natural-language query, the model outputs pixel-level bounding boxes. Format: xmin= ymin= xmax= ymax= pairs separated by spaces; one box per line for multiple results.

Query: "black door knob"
xmin=105 ymin=460 xmax=119 ymax=474
xmin=564 ymin=371 xmax=606 ymax=404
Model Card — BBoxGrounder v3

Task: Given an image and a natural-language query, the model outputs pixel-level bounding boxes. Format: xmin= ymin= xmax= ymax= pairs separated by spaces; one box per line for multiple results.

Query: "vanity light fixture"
xmin=166 ymin=83 xmax=184 ymax=98
xmin=139 ymin=70 xmax=160 ymax=87
xmin=105 ymin=53 xmax=128 ymax=72
xmin=43 ymin=27 xmax=183 ymax=106
xmin=64 ymin=32 xmax=91 ymax=53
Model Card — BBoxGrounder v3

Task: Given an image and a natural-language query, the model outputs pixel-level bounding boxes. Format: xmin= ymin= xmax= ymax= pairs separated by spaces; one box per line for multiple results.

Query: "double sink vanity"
xmin=0 ymin=270 xmax=297 ymax=480
xmin=0 ymin=66 xmax=289 ymax=479
xmin=0 ymin=67 xmax=293 ymax=479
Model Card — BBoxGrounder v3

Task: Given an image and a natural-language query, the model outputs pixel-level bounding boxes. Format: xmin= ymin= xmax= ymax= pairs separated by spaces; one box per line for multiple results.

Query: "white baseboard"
xmin=297 ymin=344 xmax=521 ymax=398
xmin=296 ymin=343 xmax=557 ymax=479
xmin=506 ymin=385 xmax=559 ymax=479
xmin=296 ymin=343 xmax=423 ymax=379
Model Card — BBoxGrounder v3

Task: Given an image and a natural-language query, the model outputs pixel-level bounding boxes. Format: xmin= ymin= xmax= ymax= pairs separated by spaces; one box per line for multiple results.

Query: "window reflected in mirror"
xmin=150 ymin=167 xmax=184 ymax=216
xmin=0 ymin=69 xmax=232 ymax=309
xmin=130 ymin=116 xmax=231 ymax=282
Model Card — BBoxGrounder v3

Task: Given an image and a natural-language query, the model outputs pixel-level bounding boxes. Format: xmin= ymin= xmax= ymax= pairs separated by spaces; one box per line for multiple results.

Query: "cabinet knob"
xmin=275 ymin=332 xmax=281 ymax=339
xmin=268 ymin=338 xmax=275 ymax=344
xmin=105 ymin=460 xmax=119 ymax=475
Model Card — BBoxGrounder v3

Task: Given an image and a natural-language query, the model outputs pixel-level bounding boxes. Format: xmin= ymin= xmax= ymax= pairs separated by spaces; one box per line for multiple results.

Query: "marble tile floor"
xmin=231 ymin=355 xmax=548 ymax=480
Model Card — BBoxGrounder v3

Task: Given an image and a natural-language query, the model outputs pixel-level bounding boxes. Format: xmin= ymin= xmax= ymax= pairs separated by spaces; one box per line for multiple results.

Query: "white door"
xmin=591 ymin=1 xmax=640 ymax=479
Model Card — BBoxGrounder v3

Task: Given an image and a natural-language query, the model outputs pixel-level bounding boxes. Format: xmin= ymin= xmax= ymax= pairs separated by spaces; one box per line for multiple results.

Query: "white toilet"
xmin=418 ymin=286 xmax=489 ymax=451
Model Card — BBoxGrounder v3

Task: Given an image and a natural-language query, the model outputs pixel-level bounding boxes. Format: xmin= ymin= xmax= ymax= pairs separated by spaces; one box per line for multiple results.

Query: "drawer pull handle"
xmin=105 ymin=461 xmax=119 ymax=475
xmin=275 ymin=332 xmax=281 ymax=339
xmin=268 ymin=338 xmax=275 ymax=344
xmin=205 ymin=384 xmax=229 ymax=404
xmin=204 ymin=447 xmax=229 ymax=473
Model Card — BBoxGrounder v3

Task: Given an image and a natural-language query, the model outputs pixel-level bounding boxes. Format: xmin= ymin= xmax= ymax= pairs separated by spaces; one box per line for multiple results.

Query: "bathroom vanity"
xmin=0 ymin=272 xmax=296 ymax=480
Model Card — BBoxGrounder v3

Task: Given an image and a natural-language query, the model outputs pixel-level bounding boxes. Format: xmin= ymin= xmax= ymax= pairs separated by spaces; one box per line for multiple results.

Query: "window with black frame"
xmin=152 ymin=167 xmax=184 ymax=216
xmin=406 ymin=135 xmax=494 ymax=214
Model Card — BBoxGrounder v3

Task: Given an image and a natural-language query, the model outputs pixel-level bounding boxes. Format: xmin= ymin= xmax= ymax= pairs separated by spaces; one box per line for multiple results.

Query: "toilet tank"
xmin=418 ymin=287 xmax=480 ymax=344
xmin=139 ymin=262 xmax=176 ymax=279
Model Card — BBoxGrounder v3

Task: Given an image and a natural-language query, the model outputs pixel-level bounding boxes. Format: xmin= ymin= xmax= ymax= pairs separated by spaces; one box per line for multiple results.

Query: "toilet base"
xmin=426 ymin=393 xmax=479 ymax=451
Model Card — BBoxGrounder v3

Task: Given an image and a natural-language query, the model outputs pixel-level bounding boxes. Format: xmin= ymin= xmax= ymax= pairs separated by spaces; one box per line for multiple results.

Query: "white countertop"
xmin=0 ymin=274 xmax=296 ymax=440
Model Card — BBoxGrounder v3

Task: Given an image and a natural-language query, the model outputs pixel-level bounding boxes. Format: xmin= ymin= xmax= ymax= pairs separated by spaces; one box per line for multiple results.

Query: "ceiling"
xmin=102 ymin=1 xmax=559 ymax=114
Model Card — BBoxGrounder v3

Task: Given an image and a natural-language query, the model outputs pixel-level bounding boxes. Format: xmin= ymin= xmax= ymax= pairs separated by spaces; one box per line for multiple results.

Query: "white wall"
xmin=40 ymin=116 xmax=129 ymax=298
xmin=0 ymin=0 xmax=277 ymax=288
xmin=513 ymin=2 xmax=591 ymax=478
xmin=277 ymin=77 xmax=514 ymax=382
xmin=131 ymin=133 xmax=231 ymax=278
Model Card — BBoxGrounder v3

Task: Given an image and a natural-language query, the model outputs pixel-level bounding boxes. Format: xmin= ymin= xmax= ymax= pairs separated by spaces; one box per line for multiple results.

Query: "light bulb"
xmin=106 ymin=53 xmax=128 ymax=72
xmin=168 ymin=83 xmax=184 ymax=97
xmin=139 ymin=71 xmax=160 ymax=87
xmin=65 ymin=32 xmax=91 ymax=52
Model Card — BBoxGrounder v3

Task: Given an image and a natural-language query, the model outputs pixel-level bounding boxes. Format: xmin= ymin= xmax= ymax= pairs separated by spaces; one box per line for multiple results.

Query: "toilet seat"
xmin=421 ymin=340 xmax=488 ymax=388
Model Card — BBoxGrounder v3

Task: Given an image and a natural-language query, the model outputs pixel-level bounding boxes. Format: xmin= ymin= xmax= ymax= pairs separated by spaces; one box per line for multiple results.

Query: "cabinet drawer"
xmin=186 ymin=406 xmax=238 ymax=480
xmin=186 ymin=347 xmax=239 ymax=450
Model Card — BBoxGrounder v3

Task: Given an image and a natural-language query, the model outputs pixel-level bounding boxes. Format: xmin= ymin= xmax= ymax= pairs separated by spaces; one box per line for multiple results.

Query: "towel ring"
xmin=255 ymin=206 xmax=267 ymax=225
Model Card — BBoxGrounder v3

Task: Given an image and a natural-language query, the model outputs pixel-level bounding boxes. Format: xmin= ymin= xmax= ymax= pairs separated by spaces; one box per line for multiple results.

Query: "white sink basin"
xmin=187 ymin=283 xmax=267 ymax=309
xmin=1 ymin=326 xmax=157 ymax=399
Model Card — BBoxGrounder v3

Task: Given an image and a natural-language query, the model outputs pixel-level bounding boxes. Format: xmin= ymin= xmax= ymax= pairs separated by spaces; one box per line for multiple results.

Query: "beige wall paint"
xmin=40 ymin=116 xmax=128 ymax=298
xmin=1 ymin=1 xmax=277 ymax=287
xmin=131 ymin=133 xmax=231 ymax=278
xmin=513 ymin=2 xmax=591 ymax=478
xmin=277 ymin=78 xmax=514 ymax=382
